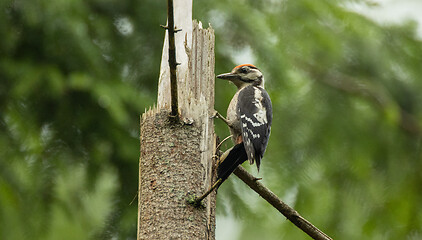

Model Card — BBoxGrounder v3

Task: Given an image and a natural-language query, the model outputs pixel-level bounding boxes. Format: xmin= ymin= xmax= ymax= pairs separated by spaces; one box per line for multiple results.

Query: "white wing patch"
xmin=241 ymin=114 xmax=264 ymax=127
xmin=253 ymin=87 xmax=267 ymax=124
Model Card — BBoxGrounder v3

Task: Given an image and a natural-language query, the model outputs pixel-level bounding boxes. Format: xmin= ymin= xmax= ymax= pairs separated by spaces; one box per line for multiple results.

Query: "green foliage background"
xmin=1 ymin=0 xmax=422 ymax=239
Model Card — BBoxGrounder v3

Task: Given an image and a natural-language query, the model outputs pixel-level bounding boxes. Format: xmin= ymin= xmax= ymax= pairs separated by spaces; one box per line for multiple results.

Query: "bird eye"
xmin=239 ymin=67 xmax=248 ymax=74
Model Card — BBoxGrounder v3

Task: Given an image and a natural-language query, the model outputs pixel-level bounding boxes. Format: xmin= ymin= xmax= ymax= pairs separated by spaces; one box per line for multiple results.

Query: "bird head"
xmin=217 ymin=64 xmax=264 ymax=89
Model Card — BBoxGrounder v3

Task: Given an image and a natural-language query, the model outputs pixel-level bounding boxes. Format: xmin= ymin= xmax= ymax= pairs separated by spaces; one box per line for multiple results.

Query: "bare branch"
xmin=166 ymin=0 xmax=179 ymax=118
xmin=233 ymin=166 xmax=333 ymax=240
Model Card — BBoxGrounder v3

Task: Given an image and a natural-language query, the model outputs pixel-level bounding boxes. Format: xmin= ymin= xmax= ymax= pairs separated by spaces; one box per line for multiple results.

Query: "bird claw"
xmin=211 ymin=110 xmax=231 ymax=127
xmin=253 ymin=177 xmax=262 ymax=181
xmin=210 ymin=110 xmax=220 ymax=119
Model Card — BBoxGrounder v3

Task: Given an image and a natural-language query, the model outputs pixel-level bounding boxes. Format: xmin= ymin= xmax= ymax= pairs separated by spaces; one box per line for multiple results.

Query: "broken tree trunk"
xmin=137 ymin=1 xmax=216 ymax=238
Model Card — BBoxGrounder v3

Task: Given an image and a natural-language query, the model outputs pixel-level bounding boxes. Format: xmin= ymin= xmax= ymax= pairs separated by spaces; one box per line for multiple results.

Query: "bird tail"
xmin=217 ymin=143 xmax=248 ymax=181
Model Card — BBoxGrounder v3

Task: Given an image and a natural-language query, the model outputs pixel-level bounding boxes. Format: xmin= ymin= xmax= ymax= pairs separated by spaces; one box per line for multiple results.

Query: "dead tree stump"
xmin=138 ymin=14 xmax=216 ymax=240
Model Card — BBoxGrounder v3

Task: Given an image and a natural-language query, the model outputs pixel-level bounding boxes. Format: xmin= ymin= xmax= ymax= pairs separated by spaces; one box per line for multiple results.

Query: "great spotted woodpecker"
xmin=194 ymin=64 xmax=272 ymax=204
xmin=215 ymin=64 xmax=273 ymax=180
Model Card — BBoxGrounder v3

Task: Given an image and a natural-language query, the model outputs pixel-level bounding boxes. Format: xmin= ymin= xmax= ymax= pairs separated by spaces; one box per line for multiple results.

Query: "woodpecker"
xmin=215 ymin=64 xmax=273 ymax=180
xmin=194 ymin=64 xmax=272 ymax=204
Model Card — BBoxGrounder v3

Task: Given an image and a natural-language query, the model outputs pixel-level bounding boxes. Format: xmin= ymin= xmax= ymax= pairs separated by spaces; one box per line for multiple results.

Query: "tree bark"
xmin=138 ymin=1 xmax=216 ymax=237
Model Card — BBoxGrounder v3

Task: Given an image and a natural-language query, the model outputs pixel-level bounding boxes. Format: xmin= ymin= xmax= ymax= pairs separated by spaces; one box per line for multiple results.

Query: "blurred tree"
xmin=1 ymin=0 xmax=422 ymax=239
xmin=0 ymin=0 xmax=164 ymax=239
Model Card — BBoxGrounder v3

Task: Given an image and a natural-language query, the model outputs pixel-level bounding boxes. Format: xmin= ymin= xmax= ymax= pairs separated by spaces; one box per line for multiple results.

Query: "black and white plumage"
xmin=238 ymin=85 xmax=272 ymax=171
xmin=194 ymin=64 xmax=272 ymax=202
xmin=216 ymin=64 xmax=272 ymax=180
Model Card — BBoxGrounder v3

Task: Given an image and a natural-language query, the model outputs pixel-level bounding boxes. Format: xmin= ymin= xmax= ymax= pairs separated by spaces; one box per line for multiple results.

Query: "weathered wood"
xmin=139 ymin=109 xmax=215 ymax=239
xmin=138 ymin=3 xmax=216 ymax=238
xmin=157 ymin=0 xmax=191 ymax=114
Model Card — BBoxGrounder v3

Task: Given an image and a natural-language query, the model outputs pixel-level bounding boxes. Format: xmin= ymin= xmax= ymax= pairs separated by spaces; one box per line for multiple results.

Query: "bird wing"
xmin=237 ymin=85 xmax=272 ymax=171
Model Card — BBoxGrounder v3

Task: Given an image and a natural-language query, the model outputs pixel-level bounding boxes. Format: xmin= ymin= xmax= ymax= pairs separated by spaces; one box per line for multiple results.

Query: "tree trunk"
xmin=137 ymin=1 xmax=216 ymax=238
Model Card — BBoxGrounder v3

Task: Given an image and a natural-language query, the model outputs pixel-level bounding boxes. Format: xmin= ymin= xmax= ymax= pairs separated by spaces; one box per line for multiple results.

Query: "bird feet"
xmin=210 ymin=110 xmax=230 ymax=126
xmin=210 ymin=110 xmax=222 ymax=119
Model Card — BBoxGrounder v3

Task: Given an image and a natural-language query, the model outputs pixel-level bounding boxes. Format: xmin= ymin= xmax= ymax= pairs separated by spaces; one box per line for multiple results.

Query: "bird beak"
xmin=216 ymin=72 xmax=238 ymax=80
